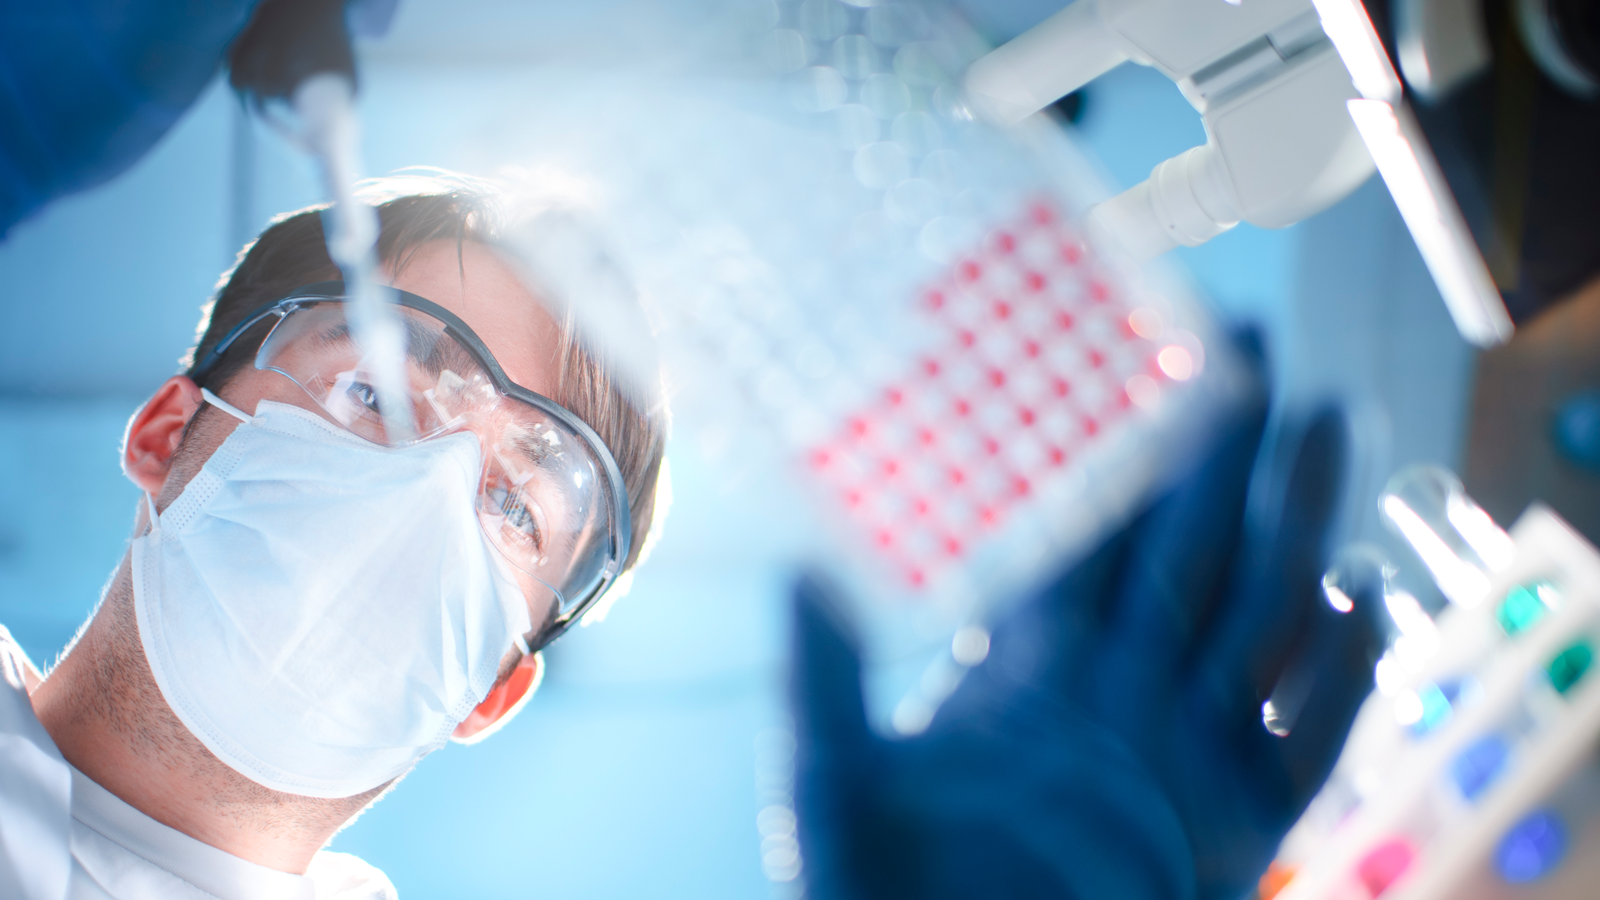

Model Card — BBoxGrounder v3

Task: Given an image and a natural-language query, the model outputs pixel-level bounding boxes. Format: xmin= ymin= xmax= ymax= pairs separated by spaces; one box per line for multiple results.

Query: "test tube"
xmin=1381 ymin=465 xmax=1515 ymax=608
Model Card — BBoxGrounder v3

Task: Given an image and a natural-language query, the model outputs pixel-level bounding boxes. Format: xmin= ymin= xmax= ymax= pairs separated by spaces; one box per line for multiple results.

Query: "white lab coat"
xmin=0 ymin=627 xmax=397 ymax=900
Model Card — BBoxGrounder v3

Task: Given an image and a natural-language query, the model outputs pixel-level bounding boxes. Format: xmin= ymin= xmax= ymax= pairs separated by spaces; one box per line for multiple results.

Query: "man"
xmin=1 ymin=173 xmax=668 ymax=899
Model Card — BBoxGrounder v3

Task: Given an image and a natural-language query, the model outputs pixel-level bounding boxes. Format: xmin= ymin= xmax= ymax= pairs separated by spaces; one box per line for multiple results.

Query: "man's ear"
xmin=453 ymin=652 xmax=543 ymax=745
xmin=123 ymin=377 xmax=205 ymax=495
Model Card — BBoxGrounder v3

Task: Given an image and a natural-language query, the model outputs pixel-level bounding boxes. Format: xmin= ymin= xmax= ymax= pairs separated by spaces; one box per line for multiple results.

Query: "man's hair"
xmin=184 ymin=171 xmax=667 ymax=577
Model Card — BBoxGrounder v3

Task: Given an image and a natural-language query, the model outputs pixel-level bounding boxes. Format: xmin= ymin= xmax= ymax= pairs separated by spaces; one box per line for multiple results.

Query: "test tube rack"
xmin=1272 ymin=502 xmax=1600 ymax=900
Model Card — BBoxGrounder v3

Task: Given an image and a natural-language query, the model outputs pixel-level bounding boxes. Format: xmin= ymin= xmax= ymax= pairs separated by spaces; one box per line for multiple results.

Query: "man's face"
xmin=154 ymin=239 xmax=568 ymax=648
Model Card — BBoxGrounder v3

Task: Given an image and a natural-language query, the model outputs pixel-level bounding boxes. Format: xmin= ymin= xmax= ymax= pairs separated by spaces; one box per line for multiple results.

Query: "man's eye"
xmin=348 ymin=381 xmax=381 ymax=414
xmin=488 ymin=485 xmax=544 ymax=550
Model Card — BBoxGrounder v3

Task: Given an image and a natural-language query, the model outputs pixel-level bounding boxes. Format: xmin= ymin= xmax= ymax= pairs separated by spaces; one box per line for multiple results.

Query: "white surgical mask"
xmin=131 ymin=393 xmax=533 ymax=798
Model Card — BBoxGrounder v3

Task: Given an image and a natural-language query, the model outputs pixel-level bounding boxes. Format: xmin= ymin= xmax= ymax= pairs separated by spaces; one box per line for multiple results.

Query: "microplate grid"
xmin=805 ymin=198 xmax=1192 ymax=592
xmin=477 ymin=0 xmax=1237 ymax=631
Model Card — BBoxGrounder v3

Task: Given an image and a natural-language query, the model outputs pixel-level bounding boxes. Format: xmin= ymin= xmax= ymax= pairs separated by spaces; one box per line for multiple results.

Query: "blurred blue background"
xmin=0 ymin=1 xmax=1472 ymax=897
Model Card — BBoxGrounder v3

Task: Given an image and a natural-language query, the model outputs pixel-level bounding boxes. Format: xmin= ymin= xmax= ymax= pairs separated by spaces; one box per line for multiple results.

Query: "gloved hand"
xmin=0 ymin=0 xmax=400 ymax=238
xmin=0 ymin=0 xmax=256 ymax=237
xmin=792 ymin=358 xmax=1387 ymax=900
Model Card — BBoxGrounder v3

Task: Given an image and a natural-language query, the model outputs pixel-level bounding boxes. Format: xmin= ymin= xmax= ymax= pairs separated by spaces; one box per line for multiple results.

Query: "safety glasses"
xmin=192 ymin=281 xmax=631 ymax=652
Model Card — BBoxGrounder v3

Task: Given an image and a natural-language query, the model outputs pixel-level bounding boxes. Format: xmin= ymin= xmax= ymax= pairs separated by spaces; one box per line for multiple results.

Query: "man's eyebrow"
xmin=314 ymin=319 xmax=454 ymax=370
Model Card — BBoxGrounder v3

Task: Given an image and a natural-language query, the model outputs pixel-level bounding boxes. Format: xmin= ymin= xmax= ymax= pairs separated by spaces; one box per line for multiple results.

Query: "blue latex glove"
xmin=792 ymin=370 xmax=1386 ymax=900
xmin=0 ymin=0 xmax=258 ymax=237
xmin=0 ymin=0 xmax=399 ymax=238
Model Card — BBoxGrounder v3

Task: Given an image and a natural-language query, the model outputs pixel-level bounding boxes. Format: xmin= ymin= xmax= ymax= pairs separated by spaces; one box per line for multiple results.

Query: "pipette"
xmin=287 ymin=74 xmax=415 ymax=444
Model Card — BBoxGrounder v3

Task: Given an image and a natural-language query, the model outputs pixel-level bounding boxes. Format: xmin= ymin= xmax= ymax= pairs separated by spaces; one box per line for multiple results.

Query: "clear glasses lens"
xmin=253 ymin=301 xmax=620 ymax=629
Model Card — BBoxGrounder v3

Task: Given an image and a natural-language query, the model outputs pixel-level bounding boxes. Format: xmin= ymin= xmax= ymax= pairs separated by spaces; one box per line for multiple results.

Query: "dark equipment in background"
xmin=1354 ymin=0 xmax=1600 ymax=546
xmin=1368 ymin=0 xmax=1600 ymax=324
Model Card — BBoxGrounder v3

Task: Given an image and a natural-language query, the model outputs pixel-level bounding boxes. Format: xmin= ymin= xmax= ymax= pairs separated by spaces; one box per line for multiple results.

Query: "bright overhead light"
xmin=1346 ymin=98 xmax=1513 ymax=347
xmin=1312 ymin=0 xmax=1404 ymax=100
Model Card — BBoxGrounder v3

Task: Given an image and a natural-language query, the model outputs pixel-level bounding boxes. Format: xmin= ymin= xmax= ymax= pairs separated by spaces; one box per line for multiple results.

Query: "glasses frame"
xmin=192 ymin=280 xmax=633 ymax=652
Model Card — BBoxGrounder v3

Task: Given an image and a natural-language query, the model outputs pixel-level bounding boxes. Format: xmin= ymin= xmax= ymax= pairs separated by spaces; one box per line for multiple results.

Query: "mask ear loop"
xmin=138 ymin=390 xmax=250 ymax=540
xmin=141 ymin=491 xmax=161 ymax=538
xmin=200 ymin=388 xmax=253 ymax=423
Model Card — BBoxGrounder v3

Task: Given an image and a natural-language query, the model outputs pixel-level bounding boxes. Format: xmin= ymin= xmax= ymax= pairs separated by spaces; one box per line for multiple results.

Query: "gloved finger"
xmin=790 ymin=570 xmax=876 ymax=892
xmin=1087 ymin=378 xmax=1270 ymax=741
xmin=1191 ymin=406 xmax=1349 ymax=734
xmin=985 ymin=528 xmax=1134 ymax=701
xmin=791 ymin=571 xmax=873 ymax=756
xmin=1266 ymin=550 xmax=1385 ymax=802
xmin=1203 ymin=547 xmax=1385 ymax=892
xmin=1023 ymin=326 xmax=1267 ymax=710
